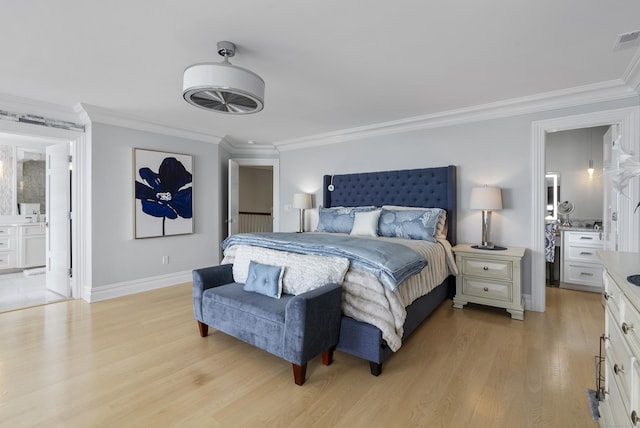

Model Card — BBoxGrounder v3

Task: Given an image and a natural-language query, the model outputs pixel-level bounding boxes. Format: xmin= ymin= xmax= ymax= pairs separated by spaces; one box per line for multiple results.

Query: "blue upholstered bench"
xmin=192 ymin=264 xmax=342 ymax=385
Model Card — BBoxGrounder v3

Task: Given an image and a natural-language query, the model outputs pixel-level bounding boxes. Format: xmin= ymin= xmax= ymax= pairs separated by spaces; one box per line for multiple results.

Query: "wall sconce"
xmin=469 ymin=185 xmax=505 ymax=250
xmin=292 ymin=193 xmax=312 ymax=233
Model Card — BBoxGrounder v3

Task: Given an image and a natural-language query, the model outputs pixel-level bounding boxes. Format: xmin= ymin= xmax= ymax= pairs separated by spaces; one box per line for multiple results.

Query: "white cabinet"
xmin=561 ymin=230 xmax=604 ymax=291
xmin=599 ymin=251 xmax=640 ymax=427
xmin=0 ymin=225 xmax=17 ymax=270
xmin=452 ymin=244 xmax=525 ymax=320
xmin=18 ymin=224 xmax=45 ymax=268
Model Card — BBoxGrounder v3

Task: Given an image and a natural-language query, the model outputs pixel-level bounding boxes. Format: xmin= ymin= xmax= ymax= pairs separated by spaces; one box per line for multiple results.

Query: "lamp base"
xmin=472 ymin=244 xmax=507 ymax=251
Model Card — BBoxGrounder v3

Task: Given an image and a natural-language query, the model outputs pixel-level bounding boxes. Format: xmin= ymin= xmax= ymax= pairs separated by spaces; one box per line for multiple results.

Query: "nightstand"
xmin=452 ymin=244 xmax=525 ymax=320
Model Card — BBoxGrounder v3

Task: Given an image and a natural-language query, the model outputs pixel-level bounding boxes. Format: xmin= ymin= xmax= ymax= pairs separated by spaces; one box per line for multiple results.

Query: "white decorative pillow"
xmin=232 ymin=245 xmax=349 ymax=295
xmin=381 ymin=205 xmax=448 ymax=238
xmin=350 ymin=209 xmax=381 ymax=237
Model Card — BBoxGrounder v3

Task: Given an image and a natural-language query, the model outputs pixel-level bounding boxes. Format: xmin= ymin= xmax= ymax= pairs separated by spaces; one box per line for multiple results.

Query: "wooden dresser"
xmin=598 ymin=250 xmax=640 ymax=427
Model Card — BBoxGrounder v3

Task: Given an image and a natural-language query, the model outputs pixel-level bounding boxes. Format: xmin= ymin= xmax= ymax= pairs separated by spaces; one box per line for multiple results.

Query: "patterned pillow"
xmin=378 ymin=208 xmax=446 ymax=242
xmin=315 ymin=206 xmax=376 ymax=233
xmin=382 ymin=205 xmax=448 ymax=238
xmin=243 ymin=261 xmax=284 ymax=299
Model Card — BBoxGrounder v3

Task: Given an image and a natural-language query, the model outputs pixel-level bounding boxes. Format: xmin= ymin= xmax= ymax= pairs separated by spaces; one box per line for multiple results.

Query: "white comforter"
xmin=222 ymin=235 xmax=457 ymax=352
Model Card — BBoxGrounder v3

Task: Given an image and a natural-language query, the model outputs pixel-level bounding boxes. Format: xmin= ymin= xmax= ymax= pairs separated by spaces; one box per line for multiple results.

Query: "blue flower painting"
xmin=134 ymin=149 xmax=193 ymax=238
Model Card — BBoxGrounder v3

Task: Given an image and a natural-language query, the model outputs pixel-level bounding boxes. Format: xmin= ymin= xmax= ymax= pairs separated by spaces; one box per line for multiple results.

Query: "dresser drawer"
xmin=605 ymin=272 xmax=624 ymax=325
xmin=565 ymin=245 xmax=601 ymax=263
xmin=0 ymin=236 xmax=14 ymax=251
xmin=605 ymin=362 xmax=634 ymax=427
xmin=563 ymin=262 xmax=603 ymax=286
xmin=607 ymin=311 xmax=633 ymax=408
xmin=0 ymin=251 xmax=15 ymax=269
xmin=617 ymin=294 xmax=640 ymax=359
xmin=565 ymin=231 xmax=603 ymax=246
xmin=461 ymin=277 xmax=511 ymax=302
xmin=461 ymin=257 xmax=512 ymax=281
xmin=0 ymin=226 xmax=14 ymax=236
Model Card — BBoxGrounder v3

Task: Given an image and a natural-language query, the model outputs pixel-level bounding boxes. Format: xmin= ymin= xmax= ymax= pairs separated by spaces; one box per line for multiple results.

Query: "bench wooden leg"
xmin=369 ymin=361 xmax=382 ymax=376
xmin=197 ymin=321 xmax=209 ymax=337
xmin=292 ymin=363 xmax=307 ymax=386
xmin=321 ymin=346 xmax=336 ymax=366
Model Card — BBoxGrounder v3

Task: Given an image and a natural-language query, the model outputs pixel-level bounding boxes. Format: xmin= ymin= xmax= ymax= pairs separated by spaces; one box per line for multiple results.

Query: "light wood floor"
xmin=0 ymin=284 xmax=603 ymax=427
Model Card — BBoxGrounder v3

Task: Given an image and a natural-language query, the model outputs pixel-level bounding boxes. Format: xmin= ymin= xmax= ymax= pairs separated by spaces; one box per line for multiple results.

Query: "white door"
xmin=602 ymin=125 xmax=618 ymax=251
xmin=228 ymin=159 xmax=240 ymax=236
xmin=45 ymin=143 xmax=70 ymax=297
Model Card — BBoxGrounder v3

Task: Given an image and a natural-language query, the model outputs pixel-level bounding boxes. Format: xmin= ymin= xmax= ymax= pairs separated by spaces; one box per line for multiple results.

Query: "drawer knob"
xmin=483 ymin=287 xmax=489 ymax=292
xmin=604 ymin=292 xmax=611 ymax=301
xmin=483 ymin=266 xmax=489 ymax=271
xmin=632 ymin=410 xmax=639 ymax=425
xmin=622 ymin=322 xmax=634 ymax=334
xmin=614 ymin=363 xmax=625 ymax=375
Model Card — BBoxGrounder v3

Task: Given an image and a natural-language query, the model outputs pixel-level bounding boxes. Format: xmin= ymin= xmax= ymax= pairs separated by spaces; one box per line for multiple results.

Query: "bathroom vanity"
xmin=560 ymin=227 xmax=604 ymax=292
xmin=0 ymin=222 xmax=46 ymax=271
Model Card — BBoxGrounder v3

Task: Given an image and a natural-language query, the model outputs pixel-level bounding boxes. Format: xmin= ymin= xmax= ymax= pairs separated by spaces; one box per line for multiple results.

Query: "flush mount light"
xmin=183 ymin=41 xmax=265 ymax=114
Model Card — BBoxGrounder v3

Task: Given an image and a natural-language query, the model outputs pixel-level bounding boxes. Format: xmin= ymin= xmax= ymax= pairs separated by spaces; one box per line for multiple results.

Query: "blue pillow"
xmin=315 ymin=206 xmax=376 ymax=233
xmin=378 ymin=208 xmax=446 ymax=242
xmin=243 ymin=261 xmax=284 ymax=299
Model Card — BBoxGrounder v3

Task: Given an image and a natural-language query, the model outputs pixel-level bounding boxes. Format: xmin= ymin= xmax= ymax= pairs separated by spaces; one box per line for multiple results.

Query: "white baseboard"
xmin=84 ymin=270 xmax=192 ymax=302
xmin=523 ymin=293 xmax=535 ymax=312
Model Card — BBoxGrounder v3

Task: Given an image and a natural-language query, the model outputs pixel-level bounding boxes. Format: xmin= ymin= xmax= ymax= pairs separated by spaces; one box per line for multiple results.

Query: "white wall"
xmin=278 ymin=97 xmax=640 ymax=299
xmin=90 ymin=122 xmax=221 ymax=291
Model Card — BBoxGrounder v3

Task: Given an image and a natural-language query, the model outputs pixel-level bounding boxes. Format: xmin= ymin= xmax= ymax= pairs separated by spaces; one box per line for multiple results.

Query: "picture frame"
xmin=133 ymin=148 xmax=193 ymax=239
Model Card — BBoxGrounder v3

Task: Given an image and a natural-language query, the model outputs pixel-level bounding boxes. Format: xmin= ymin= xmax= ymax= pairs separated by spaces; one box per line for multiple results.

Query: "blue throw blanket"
xmin=221 ymin=232 xmax=427 ymax=292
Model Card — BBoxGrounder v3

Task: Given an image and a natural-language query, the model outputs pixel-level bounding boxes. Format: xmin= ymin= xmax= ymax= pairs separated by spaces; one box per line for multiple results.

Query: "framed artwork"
xmin=134 ymin=148 xmax=193 ymax=238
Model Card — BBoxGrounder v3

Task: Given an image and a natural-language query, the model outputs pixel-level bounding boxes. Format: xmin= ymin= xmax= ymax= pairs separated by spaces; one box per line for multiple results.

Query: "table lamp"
xmin=469 ymin=185 xmax=505 ymax=250
xmin=292 ymin=193 xmax=312 ymax=233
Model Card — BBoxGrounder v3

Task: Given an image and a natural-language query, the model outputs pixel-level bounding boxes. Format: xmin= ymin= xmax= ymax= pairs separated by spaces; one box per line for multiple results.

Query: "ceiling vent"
xmin=613 ymin=30 xmax=640 ymax=51
xmin=183 ymin=41 xmax=265 ymax=114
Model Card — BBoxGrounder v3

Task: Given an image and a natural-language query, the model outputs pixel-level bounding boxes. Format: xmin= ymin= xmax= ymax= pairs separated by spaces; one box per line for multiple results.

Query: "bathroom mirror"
xmin=545 ymin=172 xmax=560 ymax=221
xmin=0 ymin=144 xmax=46 ymax=216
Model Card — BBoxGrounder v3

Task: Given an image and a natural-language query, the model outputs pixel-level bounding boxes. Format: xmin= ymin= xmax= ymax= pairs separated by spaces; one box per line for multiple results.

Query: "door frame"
xmin=228 ymin=158 xmax=280 ymax=237
xmin=0 ymin=119 xmax=85 ymax=299
xmin=531 ymin=106 xmax=640 ymax=312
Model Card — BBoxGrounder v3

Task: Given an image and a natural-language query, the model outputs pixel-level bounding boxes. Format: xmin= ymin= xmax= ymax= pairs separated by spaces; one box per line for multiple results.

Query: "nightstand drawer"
xmin=461 ymin=257 xmax=512 ymax=281
xmin=462 ymin=277 xmax=511 ymax=302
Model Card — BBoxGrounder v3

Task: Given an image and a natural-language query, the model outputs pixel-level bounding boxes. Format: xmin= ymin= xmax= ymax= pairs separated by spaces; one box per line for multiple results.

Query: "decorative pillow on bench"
xmin=233 ymin=245 xmax=349 ymax=295
xmin=243 ymin=260 xmax=284 ymax=299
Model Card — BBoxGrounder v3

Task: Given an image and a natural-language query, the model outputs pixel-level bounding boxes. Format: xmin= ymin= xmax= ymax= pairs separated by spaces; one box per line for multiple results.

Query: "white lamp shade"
xmin=469 ymin=186 xmax=502 ymax=210
xmin=292 ymin=193 xmax=312 ymax=210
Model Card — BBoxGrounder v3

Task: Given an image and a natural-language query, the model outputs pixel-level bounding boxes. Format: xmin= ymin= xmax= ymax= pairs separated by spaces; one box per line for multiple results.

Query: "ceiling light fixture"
xmin=183 ymin=41 xmax=265 ymax=114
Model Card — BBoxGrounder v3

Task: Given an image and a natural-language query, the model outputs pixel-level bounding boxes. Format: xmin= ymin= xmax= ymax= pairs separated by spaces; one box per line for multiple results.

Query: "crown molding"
xmin=219 ymin=136 xmax=279 ymax=157
xmin=0 ymin=92 xmax=82 ymax=124
xmin=76 ymin=103 xmax=224 ymax=144
xmin=622 ymin=47 xmax=640 ymax=93
xmin=275 ymin=79 xmax=639 ymax=152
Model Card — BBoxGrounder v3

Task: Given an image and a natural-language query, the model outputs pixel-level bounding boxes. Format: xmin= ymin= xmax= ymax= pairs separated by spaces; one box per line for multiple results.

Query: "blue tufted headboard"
xmin=322 ymin=165 xmax=457 ymax=245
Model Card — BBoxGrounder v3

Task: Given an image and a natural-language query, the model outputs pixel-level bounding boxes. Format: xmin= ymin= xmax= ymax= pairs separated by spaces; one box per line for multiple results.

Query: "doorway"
xmin=227 ymin=158 xmax=280 ymax=238
xmin=544 ymin=126 xmax=608 ymax=292
xmin=531 ymin=106 xmax=640 ymax=312
xmin=0 ymin=128 xmax=79 ymax=312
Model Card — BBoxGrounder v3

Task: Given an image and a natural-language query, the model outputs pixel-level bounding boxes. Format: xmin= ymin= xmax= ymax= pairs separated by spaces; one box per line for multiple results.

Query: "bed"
xmin=222 ymin=165 xmax=457 ymax=375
